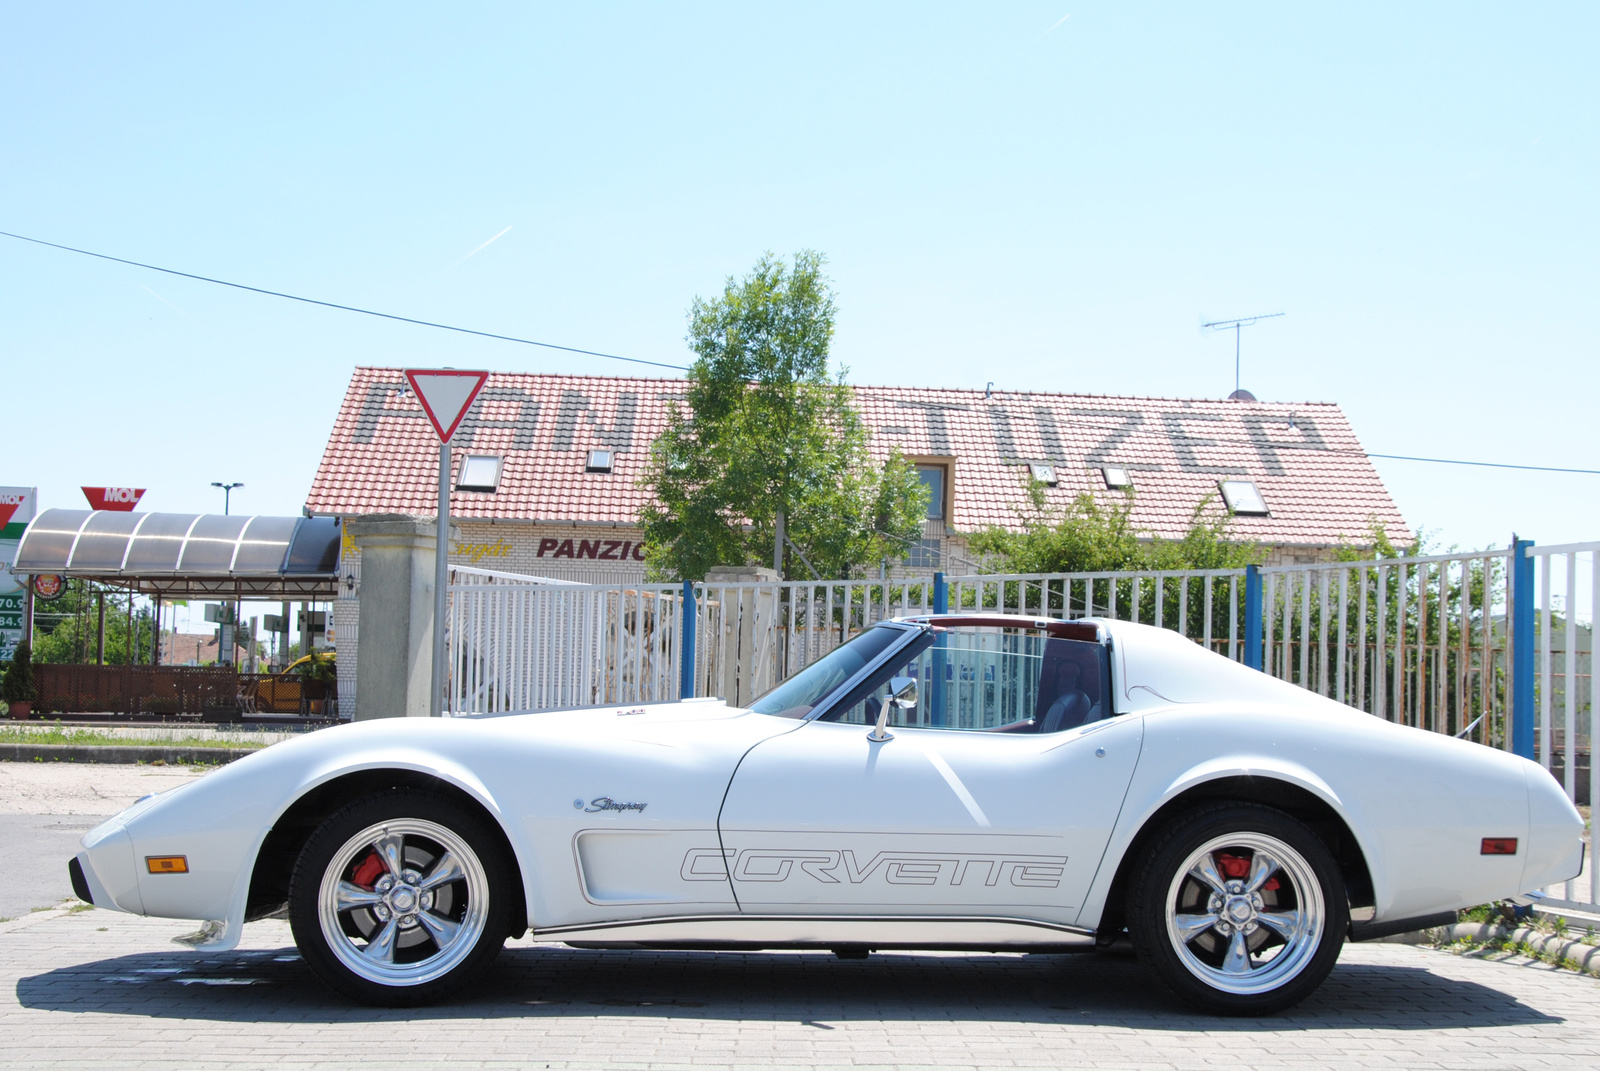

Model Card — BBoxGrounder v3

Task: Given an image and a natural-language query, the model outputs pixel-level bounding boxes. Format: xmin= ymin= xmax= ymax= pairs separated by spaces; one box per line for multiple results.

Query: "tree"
xmin=2 ymin=641 xmax=38 ymax=703
xmin=30 ymin=582 xmax=156 ymax=665
xmin=640 ymin=251 xmax=926 ymax=580
xmin=966 ymin=477 xmax=1262 ymax=576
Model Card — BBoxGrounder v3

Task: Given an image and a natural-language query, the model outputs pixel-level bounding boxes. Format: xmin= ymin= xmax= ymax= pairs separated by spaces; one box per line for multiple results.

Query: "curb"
xmin=0 ymin=901 xmax=82 ymax=934
xmin=1384 ymin=921 xmax=1600 ymax=973
xmin=0 ymin=743 xmax=261 ymax=765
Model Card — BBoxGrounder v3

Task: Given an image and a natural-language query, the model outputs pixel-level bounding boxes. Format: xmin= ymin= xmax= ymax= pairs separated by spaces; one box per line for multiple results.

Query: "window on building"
xmin=1219 ymin=479 xmax=1269 ymax=516
xmin=586 ymin=449 xmax=614 ymax=474
xmin=456 ymin=455 xmax=502 ymax=492
xmin=1029 ymin=462 xmax=1058 ymax=486
xmin=916 ymin=465 xmax=947 ymax=521
xmin=1101 ymin=466 xmax=1132 ymax=490
xmin=908 ymin=537 xmax=941 ymax=569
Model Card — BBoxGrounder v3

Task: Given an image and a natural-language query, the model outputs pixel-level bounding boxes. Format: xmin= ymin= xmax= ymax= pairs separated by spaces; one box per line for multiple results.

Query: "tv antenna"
xmin=1202 ymin=312 xmax=1284 ymax=399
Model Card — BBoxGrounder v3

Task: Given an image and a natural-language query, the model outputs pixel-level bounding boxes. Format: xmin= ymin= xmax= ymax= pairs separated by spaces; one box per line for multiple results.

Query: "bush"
xmin=2 ymin=641 xmax=39 ymax=703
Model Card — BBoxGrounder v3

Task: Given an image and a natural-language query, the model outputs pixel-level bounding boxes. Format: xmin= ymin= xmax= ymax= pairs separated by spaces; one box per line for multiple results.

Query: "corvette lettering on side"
xmin=680 ymin=848 xmax=1066 ymax=888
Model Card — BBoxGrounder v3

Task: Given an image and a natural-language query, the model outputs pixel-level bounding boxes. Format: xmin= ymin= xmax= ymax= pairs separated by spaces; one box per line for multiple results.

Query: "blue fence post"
xmin=931 ymin=572 xmax=948 ymax=726
xmin=1511 ymin=538 xmax=1535 ymax=759
xmin=679 ymin=579 xmax=697 ymax=700
xmin=1244 ymin=564 xmax=1264 ymax=671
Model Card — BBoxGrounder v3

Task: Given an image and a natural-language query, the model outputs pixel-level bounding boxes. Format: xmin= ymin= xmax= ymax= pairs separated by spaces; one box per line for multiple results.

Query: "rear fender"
xmin=1075 ymin=754 xmax=1380 ymax=931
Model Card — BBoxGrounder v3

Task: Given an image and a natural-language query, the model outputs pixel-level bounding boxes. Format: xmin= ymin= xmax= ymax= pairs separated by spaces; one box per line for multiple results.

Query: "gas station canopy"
xmin=12 ymin=510 xmax=343 ymax=599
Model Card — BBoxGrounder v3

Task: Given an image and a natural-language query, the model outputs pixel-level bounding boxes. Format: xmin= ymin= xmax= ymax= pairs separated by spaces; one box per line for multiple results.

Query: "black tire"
xmin=288 ymin=789 xmax=513 ymax=1006
xmin=1126 ymin=802 xmax=1348 ymax=1016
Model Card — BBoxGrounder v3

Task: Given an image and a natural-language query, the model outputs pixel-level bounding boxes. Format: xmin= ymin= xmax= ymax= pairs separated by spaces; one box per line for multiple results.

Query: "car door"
xmin=716 ymin=625 xmax=1143 ymax=925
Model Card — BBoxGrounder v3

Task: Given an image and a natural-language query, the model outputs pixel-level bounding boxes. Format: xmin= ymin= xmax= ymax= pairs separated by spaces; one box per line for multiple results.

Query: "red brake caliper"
xmin=350 ymin=850 xmax=387 ymax=890
xmin=1215 ymin=851 xmax=1279 ymax=891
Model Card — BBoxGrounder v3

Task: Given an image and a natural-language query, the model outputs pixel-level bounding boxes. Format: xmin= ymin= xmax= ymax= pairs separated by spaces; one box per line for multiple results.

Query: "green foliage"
xmin=2 ymin=641 xmax=38 ymax=702
xmin=966 ymin=480 xmax=1261 ymax=575
xmin=961 ymin=483 xmax=1261 ymax=640
xmin=31 ymin=601 xmax=156 ymax=666
xmin=640 ymin=251 xmax=926 ymax=580
xmin=298 ymin=649 xmax=336 ymax=683
xmin=28 ymin=580 xmax=166 ymax=665
xmin=1332 ymin=520 xmax=1421 ymax=562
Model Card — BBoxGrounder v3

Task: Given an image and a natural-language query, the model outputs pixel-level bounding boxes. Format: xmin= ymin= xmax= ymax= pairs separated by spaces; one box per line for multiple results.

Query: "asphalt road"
xmin=0 ymin=761 xmax=208 ymax=919
xmin=0 ymin=813 xmax=111 ymax=919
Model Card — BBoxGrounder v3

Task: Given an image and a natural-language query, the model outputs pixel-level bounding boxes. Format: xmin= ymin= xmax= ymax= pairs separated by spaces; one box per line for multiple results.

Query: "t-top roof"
xmin=305 ymin=367 xmax=1410 ymax=548
xmin=13 ymin=510 xmax=342 ymax=598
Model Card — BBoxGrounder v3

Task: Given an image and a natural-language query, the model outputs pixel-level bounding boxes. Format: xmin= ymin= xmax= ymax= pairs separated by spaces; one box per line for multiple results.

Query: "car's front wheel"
xmin=1127 ymin=802 xmax=1348 ymax=1016
xmin=289 ymin=789 xmax=512 ymax=1006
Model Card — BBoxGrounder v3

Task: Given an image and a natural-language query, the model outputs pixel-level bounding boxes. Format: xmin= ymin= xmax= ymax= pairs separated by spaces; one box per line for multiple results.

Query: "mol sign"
xmin=82 ymin=487 xmax=146 ymax=511
xmin=0 ymin=486 xmax=37 ymax=662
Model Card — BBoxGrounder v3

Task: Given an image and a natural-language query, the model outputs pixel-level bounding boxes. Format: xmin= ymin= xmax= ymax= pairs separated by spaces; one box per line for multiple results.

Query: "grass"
xmin=1446 ymin=903 xmax=1600 ymax=977
xmin=0 ymin=723 xmax=267 ymax=749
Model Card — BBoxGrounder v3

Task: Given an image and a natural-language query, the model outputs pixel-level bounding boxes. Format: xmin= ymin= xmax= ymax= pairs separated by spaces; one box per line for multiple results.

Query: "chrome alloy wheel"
xmin=316 ymin=818 xmax=490 ymax=988
xmin=1163 ymin=831 xmax=1325 ymax=996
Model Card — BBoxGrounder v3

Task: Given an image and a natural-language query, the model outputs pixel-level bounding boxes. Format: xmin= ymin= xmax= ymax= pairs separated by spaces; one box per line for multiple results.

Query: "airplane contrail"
xmin=141 ymin=284 xmax=194 ymax=319
xmin=447 ymin=225 xmax=513 ymax=271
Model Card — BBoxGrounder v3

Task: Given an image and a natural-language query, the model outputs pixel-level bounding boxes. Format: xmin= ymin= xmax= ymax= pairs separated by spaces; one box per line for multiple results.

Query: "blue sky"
xmin=3 ymin=2 xmax=1596 ymax=553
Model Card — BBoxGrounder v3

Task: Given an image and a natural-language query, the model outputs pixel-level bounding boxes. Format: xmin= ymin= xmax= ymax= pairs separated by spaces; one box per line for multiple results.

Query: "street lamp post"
xmin=209 ymin=481 xmax=245 ymax=665
xmin=210 ymin=481 xmax=244 ymax=515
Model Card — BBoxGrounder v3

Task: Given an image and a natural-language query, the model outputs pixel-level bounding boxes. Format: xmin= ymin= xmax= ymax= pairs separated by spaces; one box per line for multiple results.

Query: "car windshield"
xmin=746 ymin=626 xmax=909 ymax=719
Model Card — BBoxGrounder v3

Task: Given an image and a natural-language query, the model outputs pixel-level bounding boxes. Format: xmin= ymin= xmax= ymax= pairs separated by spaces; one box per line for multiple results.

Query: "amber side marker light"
xmin=146 ymin=856 xmax=189 ymax=874
xmin=1480 ymin=838 xmax=1518 ymax=855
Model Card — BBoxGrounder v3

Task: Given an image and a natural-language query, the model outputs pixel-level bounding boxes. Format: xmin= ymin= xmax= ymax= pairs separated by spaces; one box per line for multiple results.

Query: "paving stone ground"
xmin=3 ymin=905 xmax=1598 ymax=1071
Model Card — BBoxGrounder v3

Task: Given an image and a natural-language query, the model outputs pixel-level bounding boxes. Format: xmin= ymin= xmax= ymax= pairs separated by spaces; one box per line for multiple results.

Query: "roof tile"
xmin=305 ymin=368 xmax=1410 ymax=546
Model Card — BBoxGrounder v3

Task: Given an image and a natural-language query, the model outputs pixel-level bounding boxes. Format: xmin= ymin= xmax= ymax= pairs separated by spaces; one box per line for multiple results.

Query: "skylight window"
xmin=1219 ymin=479 xmax=1269 ymax=515
xmin=586 ymin=449 xmax=615 ymax=474
xmin=1028 ymin=462 xmax=1058 ymax=486
xmin=915 ymin=465 xmax=947 ymax=520
xmin=1101 ymin=466 xmax=1132 ymax=490
xmin=456 ymin=455 xmax=502 ymax=492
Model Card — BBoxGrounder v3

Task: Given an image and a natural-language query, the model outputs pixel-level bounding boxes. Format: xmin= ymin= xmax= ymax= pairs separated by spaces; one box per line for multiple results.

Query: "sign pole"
xmin=404 ymin=367 xmax=488 ymax=719
xmin=432 ymin=441 xmax=451 ymax=718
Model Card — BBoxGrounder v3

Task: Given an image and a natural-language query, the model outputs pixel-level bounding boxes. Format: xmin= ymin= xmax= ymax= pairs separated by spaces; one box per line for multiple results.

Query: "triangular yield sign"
xmin=0 ymin=501 xmax=17 ymax=529
xmin=404 ymin=369 xmax=490 ymax=444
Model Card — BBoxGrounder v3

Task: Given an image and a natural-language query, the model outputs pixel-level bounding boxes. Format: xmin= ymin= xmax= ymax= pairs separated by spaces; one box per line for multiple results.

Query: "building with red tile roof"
xmin=307 ymin=367 xmax=1409 ymax=579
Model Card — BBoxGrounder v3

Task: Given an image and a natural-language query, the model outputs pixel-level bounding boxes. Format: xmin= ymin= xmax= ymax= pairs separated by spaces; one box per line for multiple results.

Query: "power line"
xmin=0 ymin=229 xmax=690 ymax=372
xmin=6 ymin=229 xmax=1591 ymax=475
xmin=1365 ymin=453 xmax=1600 ymax=476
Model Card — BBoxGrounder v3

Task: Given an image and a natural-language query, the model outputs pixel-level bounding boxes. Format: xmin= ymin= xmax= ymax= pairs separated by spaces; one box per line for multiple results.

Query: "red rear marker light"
xmin=1480 ymin=838 xmax=1518 ymax=855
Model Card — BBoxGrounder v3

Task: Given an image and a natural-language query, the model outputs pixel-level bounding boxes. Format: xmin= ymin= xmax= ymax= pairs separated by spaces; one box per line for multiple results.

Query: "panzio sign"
xmin=0 ymin=487 xmax=39 ymax=661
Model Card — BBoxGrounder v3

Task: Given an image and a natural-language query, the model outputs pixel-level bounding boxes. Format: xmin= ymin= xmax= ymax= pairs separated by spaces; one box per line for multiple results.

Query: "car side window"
xmin=823 ymin=628 xmax=1111 ymax=733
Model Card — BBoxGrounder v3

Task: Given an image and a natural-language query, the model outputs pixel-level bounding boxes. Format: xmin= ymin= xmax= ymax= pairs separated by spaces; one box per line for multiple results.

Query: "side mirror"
xmin=869 ymin=676 xmax=918 ymax=742
xmin=888 ymin=676 xmax=918 ymax=709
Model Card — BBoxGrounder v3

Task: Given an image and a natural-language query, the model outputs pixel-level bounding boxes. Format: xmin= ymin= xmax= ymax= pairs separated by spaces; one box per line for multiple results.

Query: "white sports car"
xmin=71 ymin=615 xmax=1584 ymax=1014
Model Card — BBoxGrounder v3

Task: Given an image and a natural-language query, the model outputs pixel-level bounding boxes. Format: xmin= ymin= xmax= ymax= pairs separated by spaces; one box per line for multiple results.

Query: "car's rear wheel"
xmin=1127 ymin=802 xmax=1347 ymax=1016
xmin=289 ymin=790 xmax=512 ymax=1006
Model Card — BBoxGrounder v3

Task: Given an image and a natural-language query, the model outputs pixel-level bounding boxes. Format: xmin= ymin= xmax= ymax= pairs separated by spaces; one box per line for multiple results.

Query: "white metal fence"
xmin=945 ymin=570 xmax=1249 ymax=659
xmin=1526 ymin=542 xmax=1596 ymax=912
xmin=1259 ymin=551 xmax=1513 ymax=749
xmin=446 ymin=566 xmax=688 ymax=713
